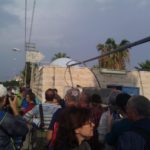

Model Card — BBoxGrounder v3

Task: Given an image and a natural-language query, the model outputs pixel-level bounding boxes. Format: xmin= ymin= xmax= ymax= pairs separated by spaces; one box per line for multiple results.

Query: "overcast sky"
xmin=0 ymin=0 xmax=150 ymax=81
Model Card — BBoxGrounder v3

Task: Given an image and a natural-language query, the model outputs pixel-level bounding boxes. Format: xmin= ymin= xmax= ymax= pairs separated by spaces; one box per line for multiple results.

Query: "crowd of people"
xmin=0 ymin=84 xmax=150 ymax=150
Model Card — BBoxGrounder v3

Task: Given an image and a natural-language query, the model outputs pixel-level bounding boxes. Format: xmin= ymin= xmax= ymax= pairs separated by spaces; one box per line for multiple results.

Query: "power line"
xmin=28 ymin=0 xmax=36 ymax=45
xmin=25 ymin=0 xmax=27 ymax=51
xmin=68 ymin=36 xmax=150 ymax=67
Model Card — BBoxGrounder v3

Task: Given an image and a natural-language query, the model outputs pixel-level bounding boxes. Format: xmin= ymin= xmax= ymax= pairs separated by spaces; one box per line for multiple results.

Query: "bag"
xmin=31 ymin=104 xmax=48 ymax=150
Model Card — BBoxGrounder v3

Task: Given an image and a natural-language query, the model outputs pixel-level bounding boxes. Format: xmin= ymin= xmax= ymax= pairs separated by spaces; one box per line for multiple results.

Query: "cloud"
xmin=0 ymin=0 xmax=20 ymax=29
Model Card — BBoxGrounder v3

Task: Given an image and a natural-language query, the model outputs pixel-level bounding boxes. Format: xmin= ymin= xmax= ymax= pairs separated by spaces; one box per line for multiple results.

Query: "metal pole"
xmin=68 ymin=36 xmax=150 ymax=67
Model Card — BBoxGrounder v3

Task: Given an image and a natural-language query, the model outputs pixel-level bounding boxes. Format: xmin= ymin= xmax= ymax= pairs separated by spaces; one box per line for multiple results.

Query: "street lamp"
xmin=12 ymin=48 xmax=21 ymax=52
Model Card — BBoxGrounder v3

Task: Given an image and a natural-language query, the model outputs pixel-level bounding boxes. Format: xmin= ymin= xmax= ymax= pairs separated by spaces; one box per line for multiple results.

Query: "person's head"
xmin=79 ymin=90 xmax=90 ymax=108
xmin=19 ymin=87 xmax=26 ymax=98
xmin=64 ymin=88 xmax=80 ymax=106
xmin=45 ymin=88 xmax=55 ymax=102
xmin=126 ymin=95 xmax=150 ymax=121
xmin=55 ymin=107 xmax=94 ymax=148
xmin=53 ymin=94 xmax=62 ymax=105
xmin=53 ymin=88 xmax=58 ymax=94
xmin=108 ymin=90 xmax=121 ymax=112
xmin=26 ymin=92 xmax=35 ymax=103
xmin=90 ymin=94 xmax=102 ymax=107
xmin=116 ymin=93 xmax=131 ymax=114
xmin=0 ymin=84 xmax=7 ymax=108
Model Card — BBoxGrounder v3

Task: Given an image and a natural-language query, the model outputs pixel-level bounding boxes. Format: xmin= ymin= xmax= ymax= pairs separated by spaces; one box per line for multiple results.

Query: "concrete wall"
xmin=31 ymin=66 xmax=98 ymax=102
xmin=92 ymin=69 xmax=150 ymax=99
xmin=31 ymin=66 xmax=150 ymax=102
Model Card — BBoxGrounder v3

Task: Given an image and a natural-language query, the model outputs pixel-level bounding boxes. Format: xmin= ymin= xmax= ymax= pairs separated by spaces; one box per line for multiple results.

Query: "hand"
xmin=9 ymin=96 xmax=19 ymax=116
xmin=9 ymin=96 xmax=17 ymax=107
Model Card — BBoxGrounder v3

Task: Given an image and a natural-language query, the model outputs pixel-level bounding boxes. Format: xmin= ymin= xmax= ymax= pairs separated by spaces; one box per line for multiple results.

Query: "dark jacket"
xmin=0 ymin=111 xmax=28 ymax=150
xmin=53 ymin=141 xmax=91 ymax=150
xmin=105 ymin=118 xmax=133 ymax=146
xmin=117 ymin=118 xmax=150 ymax=150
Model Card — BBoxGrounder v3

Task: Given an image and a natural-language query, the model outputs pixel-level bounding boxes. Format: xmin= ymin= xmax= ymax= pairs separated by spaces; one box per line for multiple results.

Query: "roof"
xmin=50 ymin=58 xmax=80 ymax=67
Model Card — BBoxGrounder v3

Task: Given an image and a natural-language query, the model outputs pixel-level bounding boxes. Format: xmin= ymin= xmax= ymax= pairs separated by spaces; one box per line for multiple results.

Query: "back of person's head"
xmin=127 ymin=95 xmax=150 ymax=118
xmin=53 ymin=88 xmax=58 ymax=94
xmin=65 ymin=88 xmax=80 ymax=106
xmin=79 ymin=90 xmax=90 ymax=108
xmin=116 ymin=93 xmax=131 ymax=113
xmin=53 ymin=94 xmax=62 ymax=105
xmin=55 ymin=106 xmax=91 ymax=148
xmin=45 ymin=88 xmax=55 ymax=101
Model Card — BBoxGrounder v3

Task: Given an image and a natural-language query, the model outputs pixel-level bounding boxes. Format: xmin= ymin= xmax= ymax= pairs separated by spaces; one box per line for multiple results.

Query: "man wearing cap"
xmin=0 ymin=84 xmax=28 ymax=149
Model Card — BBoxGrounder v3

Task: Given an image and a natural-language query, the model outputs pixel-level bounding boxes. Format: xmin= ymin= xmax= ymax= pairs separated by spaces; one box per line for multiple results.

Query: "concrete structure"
xmin=30 ymin=58 xmax=150 ymax=102
xmin=31 ymin=66 xmax=98 ymax=101
xmin=31 ymin=58 xmax=98 ymax=101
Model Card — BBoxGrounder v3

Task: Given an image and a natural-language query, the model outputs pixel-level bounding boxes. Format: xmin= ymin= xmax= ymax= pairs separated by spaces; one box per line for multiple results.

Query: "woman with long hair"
xmin=53 ymin=107 xmax=94 ymax=150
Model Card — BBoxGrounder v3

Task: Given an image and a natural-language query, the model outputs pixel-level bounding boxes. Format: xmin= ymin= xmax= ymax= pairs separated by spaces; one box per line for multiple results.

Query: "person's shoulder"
xmin=119 ymin=130 xmax=145 ymax=142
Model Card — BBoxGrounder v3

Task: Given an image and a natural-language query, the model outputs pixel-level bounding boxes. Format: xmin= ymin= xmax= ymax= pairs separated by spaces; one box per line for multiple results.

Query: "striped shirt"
xmin=23 ymin=103 xmax=61 ymax=130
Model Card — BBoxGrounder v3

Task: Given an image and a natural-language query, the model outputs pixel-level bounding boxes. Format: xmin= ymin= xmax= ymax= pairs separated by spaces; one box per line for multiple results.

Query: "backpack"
xmin=133 ymin=127 xmax=150 ymax=150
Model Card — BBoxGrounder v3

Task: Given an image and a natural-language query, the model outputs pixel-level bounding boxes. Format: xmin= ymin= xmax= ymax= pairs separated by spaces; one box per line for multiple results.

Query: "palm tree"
xmin=51 ymin=52 xmax=69 ymax=61
xmin=97 ymin=38 xmax=130 ymax=70
xmin=135 ymin=60 xmax=150 ymax=70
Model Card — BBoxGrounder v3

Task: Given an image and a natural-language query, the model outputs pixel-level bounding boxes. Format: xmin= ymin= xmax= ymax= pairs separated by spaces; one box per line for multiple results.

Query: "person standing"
xmin=23 ymin=88 xmax=61 ymax=150
xmin=53 ymin=107 xmax=94 ymax=150
xmin=117 ymin=95 xmax=150 ymax=150
xmin=0 ymin=84 xmax=28 ymax=150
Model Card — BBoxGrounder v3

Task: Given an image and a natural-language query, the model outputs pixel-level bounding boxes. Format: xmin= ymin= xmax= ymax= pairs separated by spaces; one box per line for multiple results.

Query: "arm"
xmin=0 ymin=112 xmax=28 ymax=137
xmin=23 ymin=105 xmax=38 ymax=123
xmin=47 ymin=108 xmax=61 ymax=141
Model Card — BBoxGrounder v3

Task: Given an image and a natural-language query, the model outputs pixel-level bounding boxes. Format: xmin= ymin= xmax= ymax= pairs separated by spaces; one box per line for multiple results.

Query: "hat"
xmin=0 ymin=84 xmax=7 ymax=97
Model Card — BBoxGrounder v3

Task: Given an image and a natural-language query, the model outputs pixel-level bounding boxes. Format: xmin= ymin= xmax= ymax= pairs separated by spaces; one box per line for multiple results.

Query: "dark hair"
xmin=128 ymin=95 xmax=150 ymax=117
xmin=53 ymin=88 xmax=58 ymax=93
xmin=54 ymin=107 xmax=91 ymax=149
xmin=26 ymin=92 xmax=36 ymax=103
xmin=45 ymin=88 xmax=55 ymax=101
xmin=19 ymin=87 xmax=26 ymax=93
xmin=116 ymin=93 xmax=131 ymax=112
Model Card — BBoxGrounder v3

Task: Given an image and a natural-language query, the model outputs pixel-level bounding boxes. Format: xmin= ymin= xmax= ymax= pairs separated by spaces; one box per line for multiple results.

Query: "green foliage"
xmin=2 ymin=80 xmax=19 ymax=87
xmin=97 ymin=38 xmax=130 ymax=70
xmin=135 ymin=60 xmax=150 ymax=70
xmin=51 ymin=52 xmax=69 ymax=61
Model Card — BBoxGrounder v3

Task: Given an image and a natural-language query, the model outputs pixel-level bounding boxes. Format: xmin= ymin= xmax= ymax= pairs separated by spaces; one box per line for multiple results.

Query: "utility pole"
xmin=25 ymin=42 xmax=36 ymax=87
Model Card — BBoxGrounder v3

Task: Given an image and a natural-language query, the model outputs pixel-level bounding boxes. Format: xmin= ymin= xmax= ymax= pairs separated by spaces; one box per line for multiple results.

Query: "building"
xmin=30 ymin=58 xmax=150 ymax=102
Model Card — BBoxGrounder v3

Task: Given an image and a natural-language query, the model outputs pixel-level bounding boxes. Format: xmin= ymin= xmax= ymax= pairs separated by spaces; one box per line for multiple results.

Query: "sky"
xmin=0 ymin=0 xmax=150 ymax=81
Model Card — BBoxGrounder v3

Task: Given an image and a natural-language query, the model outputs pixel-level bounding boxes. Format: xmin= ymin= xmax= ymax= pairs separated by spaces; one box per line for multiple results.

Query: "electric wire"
xmin=28 ymin=0 xmax=36 ymax=45
xmin=25 ymin=0 xmax=27 ymax=51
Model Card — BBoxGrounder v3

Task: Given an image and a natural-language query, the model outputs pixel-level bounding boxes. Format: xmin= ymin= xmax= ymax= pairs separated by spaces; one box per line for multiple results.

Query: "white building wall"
xmin=31 ymin=66 xmax=150 ymax=102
